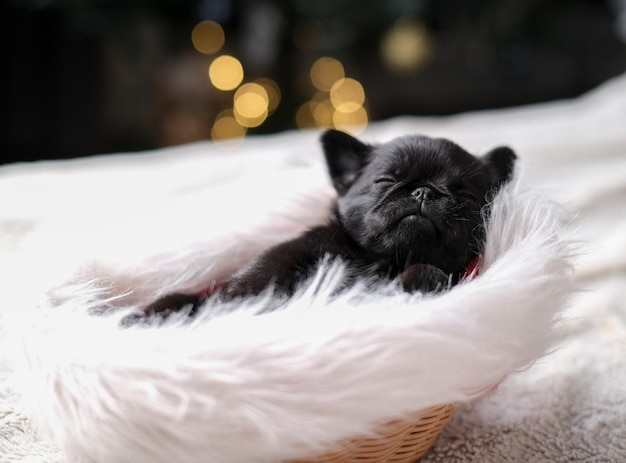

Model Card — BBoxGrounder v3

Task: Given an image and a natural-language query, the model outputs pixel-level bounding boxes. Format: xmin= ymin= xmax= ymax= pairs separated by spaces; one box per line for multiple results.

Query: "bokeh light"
xmin=311 ymin=99 xmax=334 ymax=128
xmin=310 ymin=57 xmax=345 ymax=91
xmin=298 ymin=57 xmax=369 ymax=134
xmin=296 ymin=102 xmax=316 ymax=129
xmin=255 ymin=77 xmax=281 ymax=113
xmin=333 ymin=105 xmax=368 ymax=133
xmin=330 ymin=78 xmax=365 ymax=113
xmin=233 ymin=83 xmax=269 ymax=127
xmin=208 ymin=55 xmax=244 ymax=91
xmin=211 ymin=110 xmax=247 ymax=147
xmin=191 ymin=20 xmax=225 ymax=55
xmin=381 ymin=19 xmax=432 ymax=72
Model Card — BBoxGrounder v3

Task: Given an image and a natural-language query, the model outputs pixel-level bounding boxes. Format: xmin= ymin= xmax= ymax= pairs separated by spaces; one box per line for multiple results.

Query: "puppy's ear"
xmin=321 ymin=129 xmax=372 ymax=195
xmin=482 ymin=146 xmax=517 ymax=188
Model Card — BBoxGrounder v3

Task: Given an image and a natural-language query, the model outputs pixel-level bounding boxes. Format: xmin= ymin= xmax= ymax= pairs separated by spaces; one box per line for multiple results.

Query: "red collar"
xmin=462 ymin=255 xmax=481 ymax=282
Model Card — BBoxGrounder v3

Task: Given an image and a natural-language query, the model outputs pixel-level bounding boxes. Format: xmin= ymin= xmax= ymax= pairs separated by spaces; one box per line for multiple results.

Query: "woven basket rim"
xmin=288 ymin=403 xmax=456 ymax=463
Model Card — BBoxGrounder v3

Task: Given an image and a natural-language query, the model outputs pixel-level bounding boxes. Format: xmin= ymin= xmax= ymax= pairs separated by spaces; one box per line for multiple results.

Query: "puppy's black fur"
xmin=132 ymin=130 xmax=516 ymax=322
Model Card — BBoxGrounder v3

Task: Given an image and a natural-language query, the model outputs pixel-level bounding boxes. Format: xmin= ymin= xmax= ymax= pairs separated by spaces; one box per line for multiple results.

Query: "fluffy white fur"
xmin=1 ymin=167 xmax=573 ymax=463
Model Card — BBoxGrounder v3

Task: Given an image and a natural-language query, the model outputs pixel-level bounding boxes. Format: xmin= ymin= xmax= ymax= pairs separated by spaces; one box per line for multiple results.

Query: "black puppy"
xmin=135 ymin=129 xmax=516 ymax=321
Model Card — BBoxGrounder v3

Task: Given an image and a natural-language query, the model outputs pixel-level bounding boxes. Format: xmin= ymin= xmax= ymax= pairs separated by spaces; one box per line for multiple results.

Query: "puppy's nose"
xmin=412 ymin=186 xmax=434 ymax=201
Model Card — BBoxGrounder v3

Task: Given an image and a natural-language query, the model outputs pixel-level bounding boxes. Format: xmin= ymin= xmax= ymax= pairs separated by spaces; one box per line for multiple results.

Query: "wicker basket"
xmin=289 ymin=404 xmax=456 ymax=463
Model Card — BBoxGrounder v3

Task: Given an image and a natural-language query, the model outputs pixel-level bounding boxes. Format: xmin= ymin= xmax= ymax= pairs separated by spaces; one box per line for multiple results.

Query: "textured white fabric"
xmin=1 ymin=73 xmax=625 ymax=463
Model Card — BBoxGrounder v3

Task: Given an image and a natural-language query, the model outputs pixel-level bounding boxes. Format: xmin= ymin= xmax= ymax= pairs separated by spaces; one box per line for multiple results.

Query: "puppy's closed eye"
xmin=374 ymin=176 xmax=397 ymax=185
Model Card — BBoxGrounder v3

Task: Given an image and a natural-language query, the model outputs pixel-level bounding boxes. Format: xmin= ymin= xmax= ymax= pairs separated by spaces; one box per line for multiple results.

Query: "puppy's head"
xmin=321 ymin=129 xmax=516 ymax=273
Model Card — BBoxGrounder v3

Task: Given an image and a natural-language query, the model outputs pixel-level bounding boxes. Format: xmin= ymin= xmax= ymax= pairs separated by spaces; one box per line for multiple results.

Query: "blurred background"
xmin=2 ymin=0 xmax=626 ymax=164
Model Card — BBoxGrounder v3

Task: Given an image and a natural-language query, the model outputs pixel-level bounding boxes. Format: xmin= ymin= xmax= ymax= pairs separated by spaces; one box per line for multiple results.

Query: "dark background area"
xmin=2 ymin=0 xmax=626 ymax=165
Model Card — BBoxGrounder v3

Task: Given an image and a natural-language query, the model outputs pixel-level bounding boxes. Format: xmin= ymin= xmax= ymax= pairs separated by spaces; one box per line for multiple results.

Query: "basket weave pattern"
xmin=289 ymin=404 xmax=456 ymax=463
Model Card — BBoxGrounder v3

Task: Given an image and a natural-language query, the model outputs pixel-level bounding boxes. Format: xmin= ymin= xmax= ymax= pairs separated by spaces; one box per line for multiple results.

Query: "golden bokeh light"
xmin=255 ymin=77 xmax=281 ymax=113
xmin=299 ymin=57 xmax=369 ymax=133
xmin=296 ymin=56 xmax=369 ymax=133
xmin=296 ymin=98 xmax=367 ymax=133
xmin=310 ymin=57 xmax=345 ymax=91
xmin=211 ymin=111 xmax=247 ymax=147
xmin=330 ymin=78 xmax=365 ymax=112
xmin=381 ymin=19 xmax=432 ymax=72
xmin=311 ymin=90 xmax=329 ymax=103
xmin=333 ymin=105 xmax=368 ymax=134
xmin=208 ymin=55 xmax=244 ymax=91
xmin=311 ymin=99 xmax=334 ymax=128
xmin=233 ymin=83 xmax=269 ymax=128
xmin=191 ymin=20 xmax=225 ymax=55
xmin=296 ymin=102 xmax=316 ymax=129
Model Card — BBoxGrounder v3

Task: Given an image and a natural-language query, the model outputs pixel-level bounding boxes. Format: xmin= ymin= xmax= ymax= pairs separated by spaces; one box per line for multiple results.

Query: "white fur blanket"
xmin=1 ymin=73 xmax=626 ymax=463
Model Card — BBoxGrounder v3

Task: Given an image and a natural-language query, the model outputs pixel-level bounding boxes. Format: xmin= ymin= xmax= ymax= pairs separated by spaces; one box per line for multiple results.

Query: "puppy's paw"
xmin=121 ymin=293 xmax=202 ymax=327
xmin=399 ymin=264 xmax=450 ymax=293
xmin=218 ymin=281 xmax=250 ymax=301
